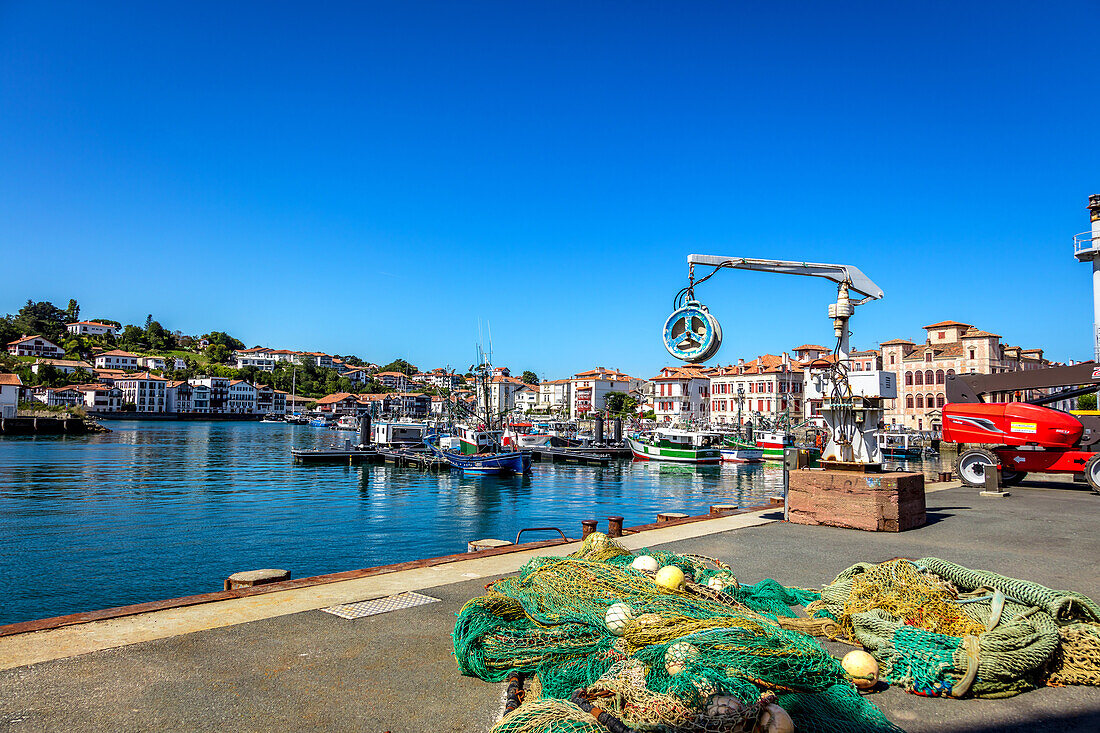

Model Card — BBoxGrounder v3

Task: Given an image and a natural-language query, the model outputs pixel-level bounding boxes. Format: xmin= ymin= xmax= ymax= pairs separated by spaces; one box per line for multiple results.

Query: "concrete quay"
xmin=2 ymin=479 xmax=1100 ymax=732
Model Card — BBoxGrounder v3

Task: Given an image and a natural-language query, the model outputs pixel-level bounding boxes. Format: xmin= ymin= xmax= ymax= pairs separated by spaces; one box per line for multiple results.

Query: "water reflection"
xmin=3 ymin=421 xmax=789 ymax=625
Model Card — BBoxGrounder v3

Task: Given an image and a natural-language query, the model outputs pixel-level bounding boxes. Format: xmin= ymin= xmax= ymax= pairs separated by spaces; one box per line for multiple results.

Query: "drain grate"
xmin=319 ymin=591 xmax=441 ymax=619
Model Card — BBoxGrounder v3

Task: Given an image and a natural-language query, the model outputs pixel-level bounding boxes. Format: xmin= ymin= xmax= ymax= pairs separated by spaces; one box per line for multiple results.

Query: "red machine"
xmin=942 ymin=363 xmax=1100 ymax=490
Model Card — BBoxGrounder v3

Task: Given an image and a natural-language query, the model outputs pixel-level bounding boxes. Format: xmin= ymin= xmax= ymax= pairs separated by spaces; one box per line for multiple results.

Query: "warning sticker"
xmin=1010 ymin=422 xmax=1037 ymax=434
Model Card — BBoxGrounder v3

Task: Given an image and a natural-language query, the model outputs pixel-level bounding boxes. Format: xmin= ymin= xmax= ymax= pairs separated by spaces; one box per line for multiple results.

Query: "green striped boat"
xmin=628 ymin=430 xmax=722 ymax=464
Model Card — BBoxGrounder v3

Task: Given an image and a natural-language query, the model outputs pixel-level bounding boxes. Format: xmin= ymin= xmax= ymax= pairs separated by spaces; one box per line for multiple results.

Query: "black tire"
xmin=1084 ymin=453 xmax=1100 ymax=493
xmin=1000 ymin=470 xmax=1027 ymax=487
xmin=955 ymin=447 xmax=999 ymax=487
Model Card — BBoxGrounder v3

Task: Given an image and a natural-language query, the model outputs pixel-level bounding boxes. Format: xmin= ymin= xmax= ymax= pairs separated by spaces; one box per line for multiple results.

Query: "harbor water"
xmin=0 ymin=421 xmax=949 ymax=626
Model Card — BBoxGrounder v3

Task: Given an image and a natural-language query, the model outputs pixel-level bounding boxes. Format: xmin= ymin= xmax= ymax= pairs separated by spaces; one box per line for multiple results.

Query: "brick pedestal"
xmin=787 ymin=469 xmax=926 ymax=532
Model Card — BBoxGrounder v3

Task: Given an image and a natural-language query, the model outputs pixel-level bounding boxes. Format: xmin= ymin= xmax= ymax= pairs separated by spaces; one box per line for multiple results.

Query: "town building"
xmin=66 ymin=321 xmax=120 ymax=337
xmin=513 ymin=384 xmax=539 ymax=413
xmin=422 ymin=368 xmax=461 ymax=390
xmin=388 ymin=392 xmax=431 ymax=418
xmin=141 ymin=356 xmax=167 ymax=371
xmin=74 ymin=383 xmax=123 ymax=412
xmin=376 ymin=371 xmax=411 ymax=391
xmin=537 ymin=379 xmax=572 ymax=414
xmin=285 ymin=394 xmax=313 ymax=414
xmin=0 ymin=373 xmax=21 ymax=418
xmin=228 ymin=380 xmax=257 ymax=413
xmin=480 ymin=375 xmax=527 ymax=415
xmin=315 ymin=392 xmax=366 ymax=416
xmin=115 ymin=372 xmax=168 ymax=412
xmin=7 ymin=335 xmax=65 ymax=358
xmin=253 ymin=384 xmax=286 ymax=414
xmin=652 ymin=365 xmax=713 ymax=425
xmin=165 ymin=381 xmax=193 ymax=413
xmin=94 ymin=350 xmax=141 ymax=371
xmin=31 ymin=358 xmax=93 ymax=375
xmin=190 ymin=382 xmax=210 ymax=412
xmin=570 ymin=368 xmax=643 ymax=419
xmin=189 ymin=377 xmax=229 ymax=412
xmin=29 ymin=385 xmax=84 ymax=408
xmin=709 ymin=353 xmax=805 ymax=427
xmin=880 ymin=321 xmax=1051 ymax=431
xmin=234 ymin=348 xmax=277 ymax=371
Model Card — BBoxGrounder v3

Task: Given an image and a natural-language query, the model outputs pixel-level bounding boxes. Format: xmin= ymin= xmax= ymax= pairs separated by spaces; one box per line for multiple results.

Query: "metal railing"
xmin=1074 ymin=231 xmax=1099 ymax=253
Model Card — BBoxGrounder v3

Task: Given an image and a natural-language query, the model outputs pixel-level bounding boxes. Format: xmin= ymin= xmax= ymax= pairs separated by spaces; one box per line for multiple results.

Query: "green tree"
xmin=206 ymin=344 xmax=231 ymax=364
xmin=12 ymin=300 xmax=68 ymax=342
xmin=204 ymin=331 xmax=245 ymax=351
xmin=604 ymin=391 xmax=638 ymax=416
xmin=521 ymin=370 xmax=539 ymax=385
xmin=65 ymin=299 xmax=80 ymax=323
xmin=120 ymin=325 xmax=146 ymax=349
xmin=1078 ymin=393 xmax=1097 ymax=410
xmin=381 ymin=359 xmax=416 ymax=375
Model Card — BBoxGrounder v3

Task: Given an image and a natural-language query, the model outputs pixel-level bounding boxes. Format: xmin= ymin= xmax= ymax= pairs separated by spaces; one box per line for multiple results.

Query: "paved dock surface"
xmin=3 ymin=480 xmax=1100 ymax=732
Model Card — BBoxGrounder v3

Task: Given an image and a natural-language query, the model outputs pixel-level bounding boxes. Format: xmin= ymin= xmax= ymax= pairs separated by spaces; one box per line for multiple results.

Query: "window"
xmin=938 ymin=331 xmax=945 ymax=339
xmin=905 ymin=371 xmax=913 ymax=386
xmin=937 ymin=394 xmax=945 ymax=408
xmin=936 ymin=369 xmax=944 ymax=384
xmin=969 ymin=349 xmax=975 ymax=359
xmin=925 ymin=352 xmax=932 ymax=363
xmin=890 ymin=354 xmax=896 ymax=365
xmin=906 ymin=395 xmax=914 ymax=408
xmin=925 ymin=370 xmax=934 ymax=384
xmin=915 ymin=371 xmax=923 ymax=386
xmin=927 ymin=394 xmax=935 ymax=409
xmin=916 ymin=395 xmax=924 ymax=408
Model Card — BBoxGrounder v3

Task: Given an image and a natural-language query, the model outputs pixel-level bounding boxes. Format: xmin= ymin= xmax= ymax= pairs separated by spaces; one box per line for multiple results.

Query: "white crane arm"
xmin=686 ymin=255 xmax=884 ymax=302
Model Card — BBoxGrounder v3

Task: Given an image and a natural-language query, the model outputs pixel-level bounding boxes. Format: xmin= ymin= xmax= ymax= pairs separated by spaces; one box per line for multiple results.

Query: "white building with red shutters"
xmin=708 ymin=353 xmax=805 ymax=427
xmin=570 ymin=368 xmax=644 ymax=419
xmin=7 ymin=335 xmax=65 ymax=359
xmin=651 ymin=364 xmax=714 ymax=425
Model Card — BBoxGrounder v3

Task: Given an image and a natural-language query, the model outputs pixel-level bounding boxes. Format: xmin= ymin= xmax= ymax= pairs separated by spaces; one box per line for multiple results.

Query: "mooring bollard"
xmin=224 ymin=569 xmax=291 ymax=591
xmin=468 ymin=538 xmax=513 ymax=553
xmin=581 ymin=519 xmax=599 ymax=538
xmin=607 ymin=516 xmax=624 ymax=537
xmin=657 ymin=512 xmax=688 ymax=524
xmin=710 ymin=504 xmax=738 ymax=516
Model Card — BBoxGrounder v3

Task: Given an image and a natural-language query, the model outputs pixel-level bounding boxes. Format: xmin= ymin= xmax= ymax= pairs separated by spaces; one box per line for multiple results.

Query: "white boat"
xmin=720 ymin=437 xmax=764 ymax=463
xmin=372 ymin=421 xmax=430 ymax=448
xmin=334 ymin=415 xmax=359 ymax=431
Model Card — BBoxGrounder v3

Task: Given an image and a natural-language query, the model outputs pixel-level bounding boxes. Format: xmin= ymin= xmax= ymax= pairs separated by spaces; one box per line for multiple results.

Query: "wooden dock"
xmin=379 ymin=449 xmax=451 ymax=471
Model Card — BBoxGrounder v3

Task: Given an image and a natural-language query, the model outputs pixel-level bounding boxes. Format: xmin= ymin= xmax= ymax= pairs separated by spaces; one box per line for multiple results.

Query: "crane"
xmin=663 ymin=255 xmax=894 ymax=464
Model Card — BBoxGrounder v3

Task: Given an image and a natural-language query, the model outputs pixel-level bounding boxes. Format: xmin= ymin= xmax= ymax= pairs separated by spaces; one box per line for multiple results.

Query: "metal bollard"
xmin=607 ymin=516 xmax=624 ymax=537
xmin=581 ymin=519 xmax=598 ymax=538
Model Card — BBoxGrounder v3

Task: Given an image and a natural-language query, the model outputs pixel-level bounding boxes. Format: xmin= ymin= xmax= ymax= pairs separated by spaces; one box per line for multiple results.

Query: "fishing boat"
xmin=755 ymin=429 xmax=794 ymax=461
xmin=720 ymin=437 xmax=764 ymax=463
xmin=627 ymin=429 xmax=722 ymax=464
xmin=430 ymin=344 xmax=534 ymax=475
xmin=260 ymin=413 xmax=283 ymax=423
xmin=308 ymin=415 xmax=332 ymax=428
xmin=334 ymin=415 xmax=359 ymax=431
xmin=431 ymin=444 xmax=531 ymax=475
xmin=876 ymin=430 xmax=923 ymax=459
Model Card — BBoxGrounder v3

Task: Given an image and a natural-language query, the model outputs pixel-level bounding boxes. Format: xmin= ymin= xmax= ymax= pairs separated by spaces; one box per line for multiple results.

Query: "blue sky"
xmin=2 ymin=2 xmax=1097 ymax=378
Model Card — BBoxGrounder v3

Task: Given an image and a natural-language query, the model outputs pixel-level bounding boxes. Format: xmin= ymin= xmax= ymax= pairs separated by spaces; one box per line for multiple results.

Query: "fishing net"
xmin=456 ymin=533 xmax=902 ymax=733
xmin=809 ymin=557 xmax=1100 ymax=698
xmin=459 ymin=539 xmax=1100 ymax=730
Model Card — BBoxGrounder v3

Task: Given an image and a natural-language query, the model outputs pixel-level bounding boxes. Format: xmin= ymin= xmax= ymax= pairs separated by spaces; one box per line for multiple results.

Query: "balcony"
xmin=1074 ymin=231 xmax=1100 ymax=261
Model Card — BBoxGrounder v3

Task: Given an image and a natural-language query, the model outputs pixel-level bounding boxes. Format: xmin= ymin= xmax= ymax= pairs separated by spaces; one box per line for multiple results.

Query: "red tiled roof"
xmin=961 ymin=329 xmax=1000 ymax=338
xmin=8 ymin=335 xmax=59 ymax=346
xmin=879 ymin=338 xmax=915 ymax=346
xmin=316 ymin=392 xmax=358 ymax=404
xmin=66 ymin=321 xmax=117 ymax=328
xmin=96 ymin=349 xmax=140 ymax=358
xmin=0 ymin=373 xmax=22 ymax=386
xmin=924 ymin=321 xmax=972 ymax=329
xmin=793 ymin=344 xmax=829 ymax=351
